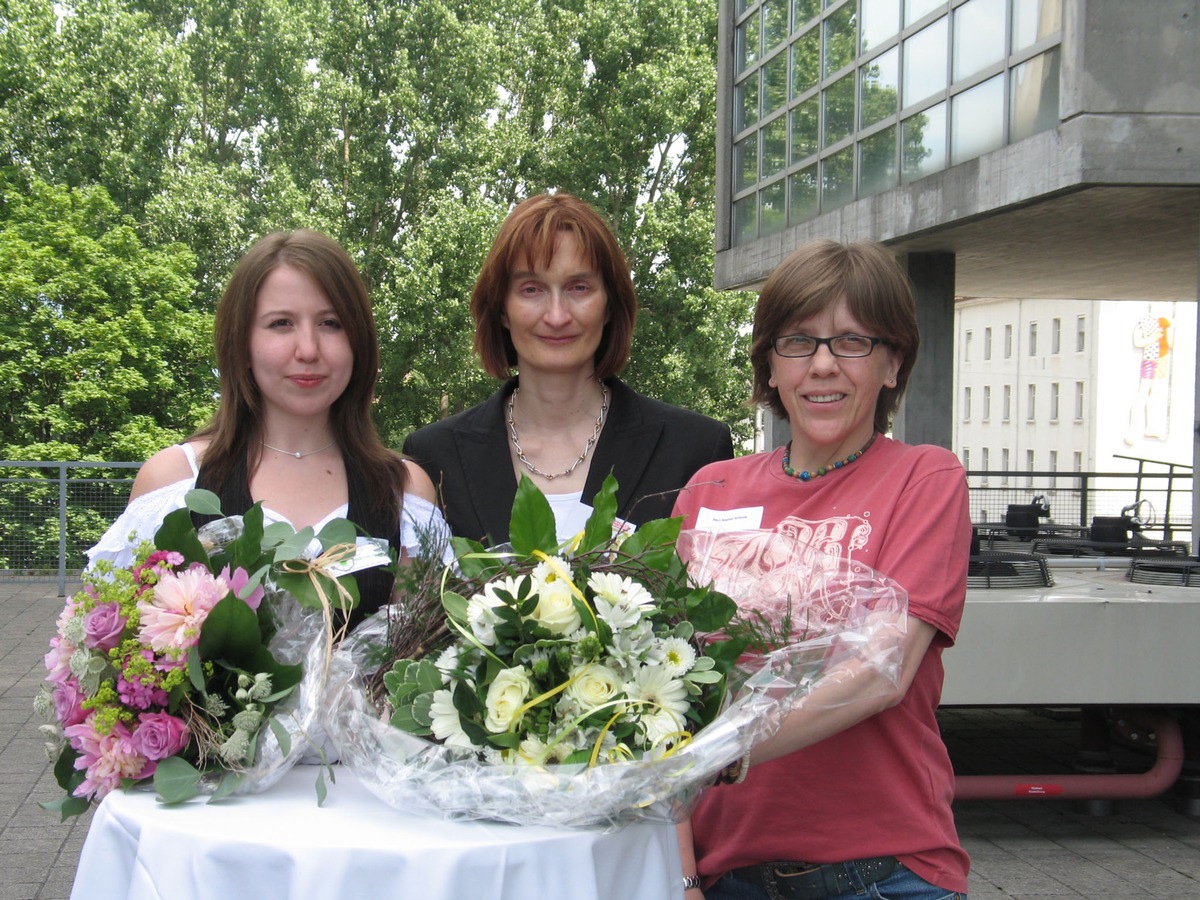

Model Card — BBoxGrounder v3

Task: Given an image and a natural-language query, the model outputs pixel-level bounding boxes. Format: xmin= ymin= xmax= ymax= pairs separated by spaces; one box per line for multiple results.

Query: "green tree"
xmin=0 ymin=173 xmax=215 ymax=461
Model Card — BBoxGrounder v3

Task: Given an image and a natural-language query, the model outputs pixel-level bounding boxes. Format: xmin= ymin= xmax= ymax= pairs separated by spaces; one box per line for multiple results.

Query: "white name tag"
xmin=326 ymin=537 xmax=393 ymax=575
xmin=694 ymin=506 xmax=764 ymax=532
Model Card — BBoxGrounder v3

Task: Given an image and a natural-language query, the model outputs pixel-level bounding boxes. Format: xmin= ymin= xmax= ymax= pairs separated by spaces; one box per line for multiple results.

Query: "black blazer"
xmin=402 ymin=378 xmax=734 ymax=546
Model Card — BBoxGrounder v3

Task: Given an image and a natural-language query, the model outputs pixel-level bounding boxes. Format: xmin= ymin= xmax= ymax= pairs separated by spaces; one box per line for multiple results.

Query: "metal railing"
xmin=2 ymin=457 xmax=1194 ymax=596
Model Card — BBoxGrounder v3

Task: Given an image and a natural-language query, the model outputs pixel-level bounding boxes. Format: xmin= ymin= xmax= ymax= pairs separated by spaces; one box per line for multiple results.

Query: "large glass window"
xmin=761 ymin=180 xmax=787 ymax=235
xmin=860 ymin=0 xmax=900 ymax=52
xmin=1011 ymin=48 xmax=1060 ymax=142
xmin=763 ymin=0 xmax=789 ymax=51
xmin=1012 ymin=0 xmax=1062 ymax=51
xmin=860 ymin=47 xmax=899 ymax=128
xmin=901 ymin=101 xmax=946 ymax=182
xmin=727 ymin=0 xmax=1063 ymax=242
xmin=822 ymin=146 xmax=855 ymax=209
xmin=824 ymin=3 xmax=858 ymax=75
xmin=951 ymin=74 xmax=1004 ymax=163
xmin=953 ymin=0 xmax=1006 ymax=82
xmin=859 ymin=126 xmax=896 ymax=197
xmin=792 ymin=28 xmax=822 ymax=96
xmin=824 ymin=74 xmax=856 ymax=146
xmin=791 ymin=97 xmax=820 ymax=161
xmin=737 ymin=11 xmax=761 ymax=73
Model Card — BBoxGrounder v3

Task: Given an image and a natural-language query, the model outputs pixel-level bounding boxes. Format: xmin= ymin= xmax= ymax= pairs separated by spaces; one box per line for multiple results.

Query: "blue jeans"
xmin=705 ymin=864 xmax=965 ymax=900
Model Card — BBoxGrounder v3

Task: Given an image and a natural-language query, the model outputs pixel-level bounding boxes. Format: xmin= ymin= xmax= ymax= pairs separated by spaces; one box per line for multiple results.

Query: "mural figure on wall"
xmin=1124 ymin=304 xmax=1174 ymax=446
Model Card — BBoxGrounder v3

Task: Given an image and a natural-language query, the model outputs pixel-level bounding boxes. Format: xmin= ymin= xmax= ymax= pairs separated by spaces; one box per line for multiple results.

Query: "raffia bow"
xmin=280 ymin=542 xmax=359 ymax=679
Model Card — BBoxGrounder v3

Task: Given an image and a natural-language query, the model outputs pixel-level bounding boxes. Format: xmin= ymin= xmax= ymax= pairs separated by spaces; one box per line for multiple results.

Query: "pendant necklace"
xmin=508 ymin=382 xmax=610 ymax=481
xmin=260 ymin=439 xmax=336 ymax=459
xmin=782 ymin=432 xmax=877 ymax=482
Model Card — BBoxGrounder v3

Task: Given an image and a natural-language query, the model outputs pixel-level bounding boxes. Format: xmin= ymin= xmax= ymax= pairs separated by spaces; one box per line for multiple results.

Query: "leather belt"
xmin=730 ymin=856 xmax=900 ymax=900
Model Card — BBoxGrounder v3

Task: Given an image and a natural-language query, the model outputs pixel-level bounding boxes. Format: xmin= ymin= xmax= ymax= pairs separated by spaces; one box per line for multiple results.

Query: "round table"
xmin=71 ymin=765 xmax=685 ymax=900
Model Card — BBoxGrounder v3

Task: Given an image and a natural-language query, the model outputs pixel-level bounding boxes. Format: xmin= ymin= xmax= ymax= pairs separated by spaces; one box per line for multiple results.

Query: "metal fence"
xmin=2 ymin=456 xmax=1194 ymax=596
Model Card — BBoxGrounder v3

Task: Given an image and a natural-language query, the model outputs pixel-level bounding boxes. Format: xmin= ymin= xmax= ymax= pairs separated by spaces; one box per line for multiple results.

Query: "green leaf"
xmin=153 ymin=756 xmax=203 ymax=805
xmin=247 ymin=645 xmax=303 ymax=693
xmin=268 ymin=715 xmax=292 ymax=757
xmin=390 ymin=703 xmax=433 ymax=736
xmin=197 ymin=593 xmax=263 ymax=665
xmin=315 ymin=769 xmax=328 ymax=806
xmin=317 ymin=518 xmax=358 ymax=549
xmin=580 ymin=472 xmax=619 ymax=551
xmin=187 ymin=645 xmax=206 ymax=693
xmin=450 ymin=537 xmax=492 ymax=580
xmin=486 ymin=731 xmax=521 ymax=749
xmin=508 ymin=475 xmax=557 ymax=557
xmin=154 ymin=506 xmax=208 ymax=567
xmin=411 ymin=692 xmax=435 ymax=728
xmin=40 ymin=793 xmax=91 ymax=822
xmin=230 ymin=503 xmax=266 ymax=569
xmin=686 ymin=587 xmax=738 ymax=632
xmin=208 ymin=771 xmax=246 ymax=803
xmin=273 ymin=526 xmax=317 ymax=561
xmin=184 ymin=488 xmax=224 ymax=517
xmin=619 ymin=517 xmax=683 ymax=571
xmin=441 ymin=590 xmax=469 ymax=624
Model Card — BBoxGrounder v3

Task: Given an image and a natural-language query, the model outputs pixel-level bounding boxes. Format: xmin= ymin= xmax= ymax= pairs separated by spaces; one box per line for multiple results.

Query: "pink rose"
xmin=82 ymin=602 xmax=127 ymax=651
xmin=219 ymin=565 xmax=264 ymax=611
xmin=51 ymin=679 xmax=87 ymax=728
xmin=130 ymin=712 xmax=190 ymax=761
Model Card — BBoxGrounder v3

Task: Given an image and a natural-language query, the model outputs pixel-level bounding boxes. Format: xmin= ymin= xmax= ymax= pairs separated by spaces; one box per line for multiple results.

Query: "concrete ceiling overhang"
xmin=887 ymin=184 xmax=1200 ymax=302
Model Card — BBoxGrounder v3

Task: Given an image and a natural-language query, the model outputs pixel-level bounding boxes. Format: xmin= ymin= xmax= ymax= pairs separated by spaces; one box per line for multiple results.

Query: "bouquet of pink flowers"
xmin=36 ymin=489 xmax=372 ymax=820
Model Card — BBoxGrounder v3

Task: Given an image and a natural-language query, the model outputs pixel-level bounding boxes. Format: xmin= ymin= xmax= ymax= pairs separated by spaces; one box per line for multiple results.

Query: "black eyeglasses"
xmin=771 ymin=333 xmax=889 ymax=358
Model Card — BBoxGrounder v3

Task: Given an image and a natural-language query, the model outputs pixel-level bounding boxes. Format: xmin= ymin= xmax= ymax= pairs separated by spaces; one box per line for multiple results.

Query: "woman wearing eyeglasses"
xmin=673 ymin=240 xmax=971 ymax=900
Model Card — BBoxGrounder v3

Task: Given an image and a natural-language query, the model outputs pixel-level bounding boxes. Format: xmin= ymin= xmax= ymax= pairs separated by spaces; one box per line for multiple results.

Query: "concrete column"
xmin=899 ymin=251 xmax=956 ymax=449
xmin=1193 ymin=224 xmax=1200 ymax=554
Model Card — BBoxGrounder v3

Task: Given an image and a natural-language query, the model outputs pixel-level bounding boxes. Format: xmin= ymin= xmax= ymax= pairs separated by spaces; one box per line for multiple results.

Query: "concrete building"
xmin=954 ymin=296 xmax=1196 ymax=488
xmin=715 ymin=0 xmax=1200 ymax=524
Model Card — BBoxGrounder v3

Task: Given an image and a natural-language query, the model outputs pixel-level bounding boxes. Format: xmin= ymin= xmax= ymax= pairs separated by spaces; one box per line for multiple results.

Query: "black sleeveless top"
xmin=191 ymin=453 xmax=400 ymax=630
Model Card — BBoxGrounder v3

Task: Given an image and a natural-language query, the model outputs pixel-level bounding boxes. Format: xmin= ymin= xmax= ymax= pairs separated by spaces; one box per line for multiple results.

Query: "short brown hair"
xmin=471 ymin=193 xmax=637 ymax=379
xmin=750 ymin=240 xmax=919 ymax=434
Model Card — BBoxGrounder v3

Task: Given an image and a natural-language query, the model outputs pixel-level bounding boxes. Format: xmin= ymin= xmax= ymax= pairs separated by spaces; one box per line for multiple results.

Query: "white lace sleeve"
xmin=399 ymin=493 xmax=454 ymax=565
xmin=85 ymin=478 xmax=195 ymax=570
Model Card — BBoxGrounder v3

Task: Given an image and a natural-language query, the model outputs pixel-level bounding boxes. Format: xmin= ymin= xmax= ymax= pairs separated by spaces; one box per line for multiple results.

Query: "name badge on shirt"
xmin=694 ymin=506 xmax=764 ymax=532
xmin=325 ymin=537 xmax=393 ymax=575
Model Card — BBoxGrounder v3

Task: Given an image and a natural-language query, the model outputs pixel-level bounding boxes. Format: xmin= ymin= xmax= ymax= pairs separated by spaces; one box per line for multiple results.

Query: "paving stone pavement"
xmin=2 ymin=578 xmax=1198 ymax=899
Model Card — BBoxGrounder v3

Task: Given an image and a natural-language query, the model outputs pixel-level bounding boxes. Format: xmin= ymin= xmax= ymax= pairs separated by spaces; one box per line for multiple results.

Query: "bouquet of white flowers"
xmin=325 ymin=476 xmax=907 ymax=829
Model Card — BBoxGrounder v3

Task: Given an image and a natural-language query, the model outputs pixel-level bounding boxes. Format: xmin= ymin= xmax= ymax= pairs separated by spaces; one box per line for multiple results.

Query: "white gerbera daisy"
xmin=429 ymin=689 xmax=476 ymax=751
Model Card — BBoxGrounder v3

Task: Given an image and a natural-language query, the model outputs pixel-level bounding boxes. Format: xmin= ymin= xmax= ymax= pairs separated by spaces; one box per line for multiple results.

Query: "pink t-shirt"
xmin=673 ymin=436 xmax=971 ymax=894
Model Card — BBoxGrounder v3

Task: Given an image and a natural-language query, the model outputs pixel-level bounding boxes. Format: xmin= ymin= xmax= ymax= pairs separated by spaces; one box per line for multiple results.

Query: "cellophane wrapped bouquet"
xmin=326 ymin=475 xmax=908 ymax=829
xmin=36 ymin=489 xmax=381 ymax=820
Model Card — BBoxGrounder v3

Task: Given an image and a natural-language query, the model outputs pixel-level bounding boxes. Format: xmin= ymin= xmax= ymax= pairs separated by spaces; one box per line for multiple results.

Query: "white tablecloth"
xmin=72 ymin=765 xmax=684 ymax=900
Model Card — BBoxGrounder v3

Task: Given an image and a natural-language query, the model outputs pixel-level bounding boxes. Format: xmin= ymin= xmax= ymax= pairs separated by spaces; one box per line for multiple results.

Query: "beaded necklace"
xmin=782 ymin=432 xmax=877 ymax=482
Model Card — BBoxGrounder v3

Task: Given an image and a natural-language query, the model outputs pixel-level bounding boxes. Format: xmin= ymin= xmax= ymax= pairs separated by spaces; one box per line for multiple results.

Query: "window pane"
xmin=762 ymin=53 xmax=789 ymax=115
xmin=951 ymin=73 xmax=1004 ymax=163
xmin=733 ymin=194 xmax=757 ymax=243
xmin=860 ymin=47 xmax=899 ymax=127
xmin=762 ymin=116 xmax=788 ymax=176
xmin=824 ymin=74 xmax=856 ymax=146
xmin=791 ymin=96 xmax=820 ymax=162
xmin=1012 ymin=0 xmax=1062 ymax=52
xmin=761 ymin=181 xmax=787 ymax=235
xmin=1011 ymin=48 xmax=1060 ymax=142
xmin=905 ymin=0 xmax=943 ymax=27
xmin=764 ymin=0 xmax=789 ymax=51
xmin=861 ymin=0 xmax=900 ymax=52
xmin=737 ymin=12 xmax=760 ymax=73
xmin=901 ymin=100 xmax=946 ymax=181
xmin=792 ymin=26 xmax=821 ymax=96
xmin=736 ymin=72 xmax=760 ymax=131
xmin=953 ymin=0 xmax=1006 ymax=82
xmin=822 ymin=146 xmax=855 ymax=209
xmin=859 ymin=126 xmax=897 ymax=197
xmin=823 ymin=3 xmax=857 ymax=77
xmin=735 ymin=134 xmax=759 ymax=190
xmin=789 ymin=165 xmax=820 ymax=223
xmin=903 ymin=17 xmax=948 ymax=107
xmin=793 ymin=0 xmax=821 ymax=28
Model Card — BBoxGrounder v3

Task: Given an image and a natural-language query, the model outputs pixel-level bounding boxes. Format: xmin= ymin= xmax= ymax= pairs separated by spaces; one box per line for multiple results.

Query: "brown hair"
xmin=194 ymin=229 xmax=406 ymax=520
xmin=470 ymin=193 xmax=637 ymax=379
xmin=750 ymin=239 xmax=919 ymax=434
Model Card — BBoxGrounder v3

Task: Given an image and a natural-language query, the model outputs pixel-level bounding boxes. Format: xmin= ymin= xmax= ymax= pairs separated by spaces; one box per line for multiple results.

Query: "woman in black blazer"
xmin=403 ymin=193 xmax=734 ymax=547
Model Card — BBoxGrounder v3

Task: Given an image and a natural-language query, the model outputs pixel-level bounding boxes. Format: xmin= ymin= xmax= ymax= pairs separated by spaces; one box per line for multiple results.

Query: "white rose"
xmin=484 ymin=666 xmax=532 ymax=733
xmin=566 ymin=663 xmax=623 ymax=712
xmin=529 ymin=579 xmax=582 ymax=635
